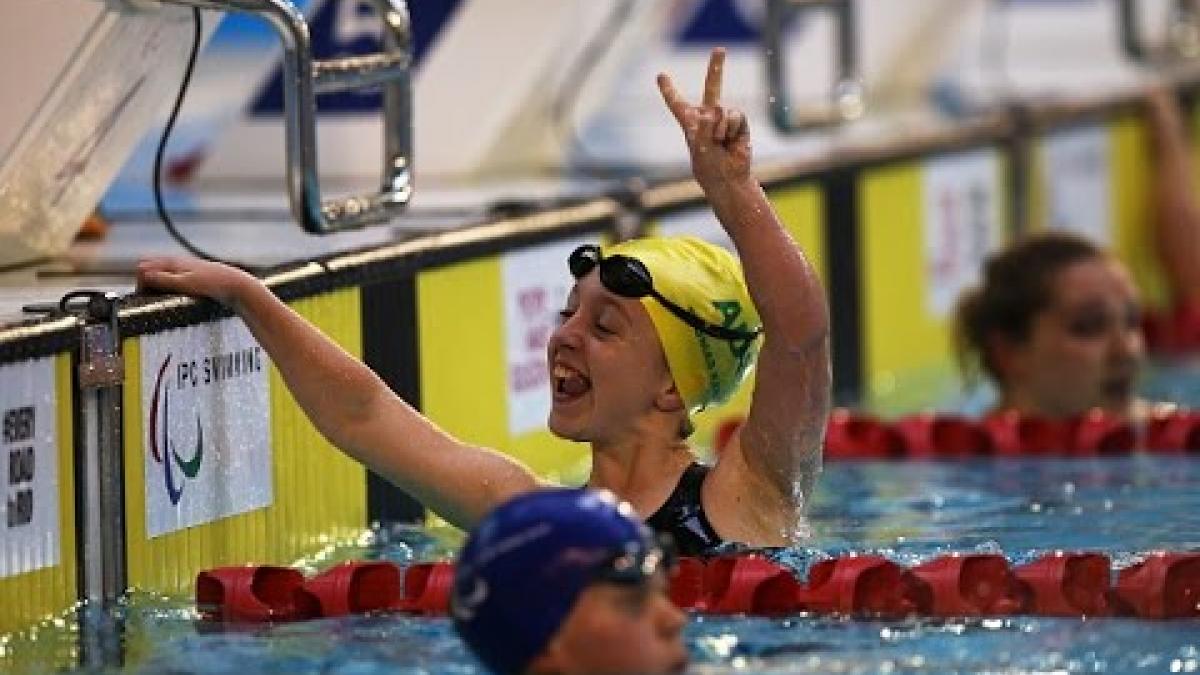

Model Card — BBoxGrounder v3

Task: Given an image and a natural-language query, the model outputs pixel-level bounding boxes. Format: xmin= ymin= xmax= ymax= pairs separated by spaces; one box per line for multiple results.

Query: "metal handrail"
xmin=764 ymin=0 xmax=865 ymax=133
xmin=157 ymin=0 xmax=413 ymax=233
xmin=8 ymin=75 xmax=1200 ymax=340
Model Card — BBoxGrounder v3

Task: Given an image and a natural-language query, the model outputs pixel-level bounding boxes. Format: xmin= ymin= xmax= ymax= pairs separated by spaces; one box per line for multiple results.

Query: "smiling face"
xmin=531 ymin=572 xmax=688 ymax=675
xmin=998 ymin=257 xmax=1145 ymax=418
xmin=546 ymin=272 xmax=681 ymax=444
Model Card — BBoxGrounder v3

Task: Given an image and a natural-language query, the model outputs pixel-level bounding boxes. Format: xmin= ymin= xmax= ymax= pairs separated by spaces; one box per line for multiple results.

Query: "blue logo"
xmin=149 ymin=354 xmax=204 ymax=506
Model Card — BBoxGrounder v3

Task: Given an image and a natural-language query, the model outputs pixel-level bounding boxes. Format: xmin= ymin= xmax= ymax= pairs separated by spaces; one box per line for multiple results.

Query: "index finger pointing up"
xmin=657 ymin=72 xmax=688 ymax=124
xmin=702 ymin=47 xmax=726 ymax=107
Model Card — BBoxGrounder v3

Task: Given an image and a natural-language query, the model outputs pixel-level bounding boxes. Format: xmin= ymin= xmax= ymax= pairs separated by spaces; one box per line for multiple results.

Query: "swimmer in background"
xmin=136 ymin=48 xmax=831 ymax=554
xmin=953 ymin=86 xmax=1200 ymax=421
xmin=451 ymin=488 xmax=687 ymax=674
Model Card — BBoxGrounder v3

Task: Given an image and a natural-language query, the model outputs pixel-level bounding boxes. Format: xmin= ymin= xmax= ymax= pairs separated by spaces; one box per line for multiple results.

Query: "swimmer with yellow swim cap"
xmin=137 ymin=48 xmax=830 ymax=557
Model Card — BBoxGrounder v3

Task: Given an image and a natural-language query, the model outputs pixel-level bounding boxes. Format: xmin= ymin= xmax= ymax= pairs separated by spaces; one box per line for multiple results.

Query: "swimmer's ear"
xmin=987 ymin=333 xmax=1027 ymax=384
xmin=529 ymin=639 xmax=565 ymax=673
xmin=654 ymin=382 xmax=686 ymax=414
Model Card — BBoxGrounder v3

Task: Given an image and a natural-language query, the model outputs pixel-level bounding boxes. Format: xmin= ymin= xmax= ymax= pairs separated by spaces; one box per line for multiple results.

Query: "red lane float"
xmin=1146 ymin=411 xmax=1200 ymax=452
xmin=909 ymin=554 xmax=1023 ymax=616
xmin=195 ymin=565 xmax=313 ymax=623
xmin=819 ymin=409 xmax=1196 ymax=459
xmin=800 ymin=555 xmax=928 ymax=618
xmin=1072 ymin=411 xmax=1136 ymax=455
xmin=296 ymin=560 xmax=402 ymax=617
xmin=197 ymin=551 xmax=1200 ymax=623
xmin=977 ymin=412 xmax=1027 ymax=456
xmin=1012 ymin=552 xmax=1111 ymax=617
xmin=986 ymin=413 xmax=1078 ymax=456
xmin=1112 ymin=552 xmax=1200 ymax=619
xmin=668 ymin=557 xmax=708 ymax=610
xmin=394 ymin=561 xmax=455 ymax=615
xmin=893 ymin=414 xmax=993 ymax=458
xmin=824 ymin=410 xmax=904 ymax=460
xmin=704 ymin=555 xmax=789 ymax=614
xmin=751 ymin=571 xmax=807 ymax=616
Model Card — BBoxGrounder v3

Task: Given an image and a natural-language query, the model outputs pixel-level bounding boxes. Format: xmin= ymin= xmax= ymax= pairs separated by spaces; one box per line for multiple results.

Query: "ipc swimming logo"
xmin=149 ymin=354 xmax=204 ymax=506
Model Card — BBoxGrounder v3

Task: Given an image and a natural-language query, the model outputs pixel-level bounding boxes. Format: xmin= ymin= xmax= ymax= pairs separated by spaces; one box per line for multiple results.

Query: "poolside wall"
xmin=0 ymin=100 xmax=1189 ymax=661
xmin=121 ymin=290 xmax=367 ymax=594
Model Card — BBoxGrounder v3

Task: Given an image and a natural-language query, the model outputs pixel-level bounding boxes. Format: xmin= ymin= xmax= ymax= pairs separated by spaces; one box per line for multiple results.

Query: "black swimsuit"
xmin=646 ymin=462 xmax=723 ymax=556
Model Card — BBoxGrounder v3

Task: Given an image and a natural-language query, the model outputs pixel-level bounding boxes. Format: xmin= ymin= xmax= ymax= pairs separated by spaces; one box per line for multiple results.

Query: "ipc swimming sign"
xmin=139 ymin=319 xmax=273 ymax=538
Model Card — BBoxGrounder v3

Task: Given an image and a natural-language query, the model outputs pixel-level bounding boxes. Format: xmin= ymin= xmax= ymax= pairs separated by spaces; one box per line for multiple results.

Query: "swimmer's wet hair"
xmin=954 ymin=231 xmax=1107 ymax=386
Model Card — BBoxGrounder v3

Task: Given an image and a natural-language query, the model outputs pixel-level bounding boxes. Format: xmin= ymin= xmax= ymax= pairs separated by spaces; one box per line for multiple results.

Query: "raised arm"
xmin=1145 ymin=86 xmax=1200 ymax=308
xmin=136 ymin=258 xmax=542 ymax=527
xmin=656 ymin=49 xmax=831 ymax=507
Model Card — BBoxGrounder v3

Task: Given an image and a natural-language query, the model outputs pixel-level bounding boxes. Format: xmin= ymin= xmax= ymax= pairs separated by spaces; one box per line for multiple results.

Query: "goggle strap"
xmin=567 ymin=244 xmax=763 ymax=343
xmin=649 ymin=290 xmax=762 ymax=342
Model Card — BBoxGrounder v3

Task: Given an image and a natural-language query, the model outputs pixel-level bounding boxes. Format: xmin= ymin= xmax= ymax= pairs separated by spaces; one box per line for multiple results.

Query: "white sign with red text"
xmin=140 ymin=319 xmax=272 ymax=538
xmin=1042 ymin=124 xmax=1113 ymax=245
xmin=0 ymin=358 xmax=60 ymax=579
xmin=922 ymin=148 xmax=1004 ymax=317
xmin=502 ymin=236 xmax=599 ymax=436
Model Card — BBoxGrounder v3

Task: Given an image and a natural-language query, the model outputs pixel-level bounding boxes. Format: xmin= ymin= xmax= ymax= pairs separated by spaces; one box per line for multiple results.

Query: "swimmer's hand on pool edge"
xmin=136 ymin=257 xmax=257 ymax=309
xmin=136 ymin=255 xmax=545 ymax=529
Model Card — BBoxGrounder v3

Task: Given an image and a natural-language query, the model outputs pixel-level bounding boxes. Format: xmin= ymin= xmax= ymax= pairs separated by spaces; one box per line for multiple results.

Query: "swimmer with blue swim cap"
xmin=137 ymin=48 xmax=830 ymax=554
xmin=453 ymin=488 xmax=686 ymax=674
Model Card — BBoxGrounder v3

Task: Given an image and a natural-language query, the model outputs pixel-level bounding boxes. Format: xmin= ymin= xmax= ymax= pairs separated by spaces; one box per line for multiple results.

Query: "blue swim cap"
xmin=451 ymin=488 xmax=667 ymax=675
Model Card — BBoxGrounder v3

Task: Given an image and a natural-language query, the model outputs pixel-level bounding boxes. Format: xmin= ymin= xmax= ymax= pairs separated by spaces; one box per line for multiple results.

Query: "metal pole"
xmin=71 ymin=292 xmax=126 ymax=669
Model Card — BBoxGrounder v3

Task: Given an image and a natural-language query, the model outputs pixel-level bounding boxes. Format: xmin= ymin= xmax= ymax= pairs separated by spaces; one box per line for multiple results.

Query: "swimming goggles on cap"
xmin=568 ymin=244 xmax=762 ymax=342
xmin=591 ymin=534 xmax=678 ymax=587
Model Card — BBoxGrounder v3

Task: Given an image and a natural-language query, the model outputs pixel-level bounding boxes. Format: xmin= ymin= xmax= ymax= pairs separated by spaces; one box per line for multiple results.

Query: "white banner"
xmin=922 ymin=148 xmax=1004 ymax=317
xmin=0 ymin=358 xmax=60 ymax=579
xmin=1042 ymin=125 xmax=1113 ymax=245
xmin=502 ymin=236 xmax=599 ymax=436
xmin=140 ymin=319 xmax=272 ymax=538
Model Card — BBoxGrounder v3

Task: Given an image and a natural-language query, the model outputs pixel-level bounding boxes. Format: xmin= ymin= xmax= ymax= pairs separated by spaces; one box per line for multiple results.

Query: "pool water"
xmin=6 ymin=454 xmax=1195 ymax=674
xmin=6 ymin=359 xmax=1200 ymax=674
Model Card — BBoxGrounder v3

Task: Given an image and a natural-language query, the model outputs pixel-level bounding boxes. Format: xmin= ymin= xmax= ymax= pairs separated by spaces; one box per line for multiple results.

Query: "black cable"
xmin=153 ymin=8 xmax=258 ymax=271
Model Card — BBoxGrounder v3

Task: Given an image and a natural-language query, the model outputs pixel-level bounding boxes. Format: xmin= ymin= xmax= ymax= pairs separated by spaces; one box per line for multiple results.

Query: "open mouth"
xmin=551 ymin=362 xmax=591 ymax=403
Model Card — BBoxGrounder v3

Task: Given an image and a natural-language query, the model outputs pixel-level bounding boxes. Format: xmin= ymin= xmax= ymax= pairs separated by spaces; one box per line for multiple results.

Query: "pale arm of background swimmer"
xmin=1146 ymin=86 xmax=1200 ymax=306
xmin=657 ymin=49 xmax=831 ymax=508
xmin=136 ymin=259 xmax=543 ymax=528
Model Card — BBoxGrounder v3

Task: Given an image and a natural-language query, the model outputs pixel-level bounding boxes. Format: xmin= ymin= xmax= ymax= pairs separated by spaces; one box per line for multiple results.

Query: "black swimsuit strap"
xmin=645 ymin=462 xmax=723 ymax=556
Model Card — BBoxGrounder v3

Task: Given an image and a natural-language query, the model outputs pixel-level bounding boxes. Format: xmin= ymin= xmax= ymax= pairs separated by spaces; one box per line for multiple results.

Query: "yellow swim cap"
xmin=603 ymin=237 xmax=762 ymax=413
